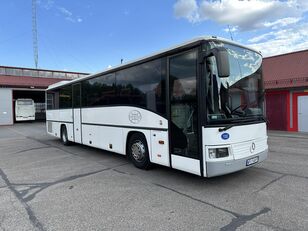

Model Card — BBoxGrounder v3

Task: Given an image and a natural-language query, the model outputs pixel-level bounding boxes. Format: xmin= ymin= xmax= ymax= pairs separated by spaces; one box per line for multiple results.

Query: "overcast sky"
xmin=1 ymin=0 xmax=307 ymax=73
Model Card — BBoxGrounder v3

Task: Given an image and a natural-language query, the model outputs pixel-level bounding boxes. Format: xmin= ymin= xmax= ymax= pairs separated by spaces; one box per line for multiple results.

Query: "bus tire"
xmin=61 ymin=125 xmax=70 ymax=146
xmin=127 ymin=133 xmax=151 ymax=170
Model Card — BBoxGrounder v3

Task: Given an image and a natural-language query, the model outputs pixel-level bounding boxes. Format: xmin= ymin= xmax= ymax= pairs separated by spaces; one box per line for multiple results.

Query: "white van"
xmin=15 ymin=99 xmax=35 ymax=121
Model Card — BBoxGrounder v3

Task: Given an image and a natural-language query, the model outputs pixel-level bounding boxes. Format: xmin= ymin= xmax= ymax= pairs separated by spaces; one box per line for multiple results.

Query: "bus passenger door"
xmin=168 ymin=49 xmax=201 ymax=176
xmin=73 ymin=83 xmax=82 ymax=143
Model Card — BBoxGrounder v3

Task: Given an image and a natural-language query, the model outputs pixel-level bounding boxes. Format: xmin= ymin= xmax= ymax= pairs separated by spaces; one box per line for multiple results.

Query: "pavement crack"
xmin=254 ymin=221 xmax=291 ymax=231
xmin=25 ymin=136 xmax=80 ymax=157
xmin=220 ymin=207 xmax=271 ymax=231
xmin=113 ymin=168 xmax=134 ymax=175
xmin=256 ymin=167 xmax=308 ymax=180
xmin=254 ymin=175 xmax=286 ymax=193
xmin=15 ymin=168 xmax=110 ymax=202
xmin=11 ymin=163 xmax=128 ymax=203
xmin=152 ymin=183 xmax=239 ymax=217
xmin=152 ymin=183 xmax=271 ymax=231
xmin=0 ymin=168 xmax=46 ymax=231
xmin=11 ymin=146 xmax=50 ymax=155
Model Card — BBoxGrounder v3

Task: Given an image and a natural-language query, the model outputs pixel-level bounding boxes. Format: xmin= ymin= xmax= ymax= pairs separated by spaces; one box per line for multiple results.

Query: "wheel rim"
xmin=131 ymin=140 xmax=146 ymax=162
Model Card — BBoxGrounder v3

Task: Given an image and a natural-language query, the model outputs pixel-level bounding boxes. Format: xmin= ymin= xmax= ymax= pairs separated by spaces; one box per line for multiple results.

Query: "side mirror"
xmin=206 ymin=47 xmax=230 ymax=78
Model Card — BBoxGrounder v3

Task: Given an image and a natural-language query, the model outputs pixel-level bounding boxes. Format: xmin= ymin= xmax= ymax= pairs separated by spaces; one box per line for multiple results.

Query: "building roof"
xmin=0 ymin=66 xmax=89 ymax=89
xmin=0 ymin=75 xmax=67 ymax=89
xmin=263 ymin=49 xmax=308 ymax=89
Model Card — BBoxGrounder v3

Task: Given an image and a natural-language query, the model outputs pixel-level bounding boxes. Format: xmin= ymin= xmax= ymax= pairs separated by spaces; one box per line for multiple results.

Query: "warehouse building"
xmin=0 ymin=66 xmax=88 ymax=125
xmin=264 ymin=49 xmax=308 ymax=132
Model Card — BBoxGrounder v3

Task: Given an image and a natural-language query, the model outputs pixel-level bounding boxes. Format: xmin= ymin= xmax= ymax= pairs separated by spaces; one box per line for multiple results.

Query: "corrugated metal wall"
xmin=0 ymin=88 xmax=13 ymax=125
xmin=266 ymin=91 xmax=288 ymax=131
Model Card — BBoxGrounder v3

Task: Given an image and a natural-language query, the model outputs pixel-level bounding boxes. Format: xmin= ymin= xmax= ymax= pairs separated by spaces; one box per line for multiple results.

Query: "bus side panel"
xmin=82 ymin=124 xmax=124 ymax=154
xmin=80 ymin=107 xmax=168 ymax=163
xmin=46 ymin=109 xmax=74 ymax=141
xmin=150 ymin=130 xmax=170 ymax=167
xmin=81 ymin=107 xmax=168 ymax=130
xmin=81 ymin=125 xmax=153 ymax=159
xmin=46 ymin=121 xmax=74 ymax=141
xmin=46 ymin=109 xmax=73 ymax=123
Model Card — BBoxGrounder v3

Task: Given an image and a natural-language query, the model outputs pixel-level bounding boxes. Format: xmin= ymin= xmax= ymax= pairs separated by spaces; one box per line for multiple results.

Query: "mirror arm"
xmin=204 ymin=47 xmax=230 ymax=78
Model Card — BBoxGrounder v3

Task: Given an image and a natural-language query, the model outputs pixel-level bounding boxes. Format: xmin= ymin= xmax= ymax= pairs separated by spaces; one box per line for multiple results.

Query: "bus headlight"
xmin=209 ymin=148 xmax=229 ymax=159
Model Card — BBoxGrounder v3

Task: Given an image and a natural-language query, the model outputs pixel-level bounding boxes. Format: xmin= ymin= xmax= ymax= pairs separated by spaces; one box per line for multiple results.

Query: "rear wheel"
xmin=61 ymin=126 xmax=70 ymax=146
xmin=127 ymin=133 xmax=151 ymax=169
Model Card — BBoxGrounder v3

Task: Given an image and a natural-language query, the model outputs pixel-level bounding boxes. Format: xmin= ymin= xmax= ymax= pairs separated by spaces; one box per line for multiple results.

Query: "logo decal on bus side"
xmin=129 ymin=110 xmax=142 ymax=124
xmin=221 ymin=133 xmax=230 ymax=140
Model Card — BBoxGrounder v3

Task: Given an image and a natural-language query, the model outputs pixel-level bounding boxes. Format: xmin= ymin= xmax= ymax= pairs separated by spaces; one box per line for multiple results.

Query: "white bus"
xmin=15 ymin=98 xmax=35 ymax=121
xmin=46 ymin=36 xmax=268 ymax=177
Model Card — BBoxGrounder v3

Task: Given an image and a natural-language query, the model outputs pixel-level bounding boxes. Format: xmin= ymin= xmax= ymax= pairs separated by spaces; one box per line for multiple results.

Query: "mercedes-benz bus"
xmin=46 ymin=36 xmax=268 ymax=177
xmin=15 ymin=98 xmax=35 ymax=121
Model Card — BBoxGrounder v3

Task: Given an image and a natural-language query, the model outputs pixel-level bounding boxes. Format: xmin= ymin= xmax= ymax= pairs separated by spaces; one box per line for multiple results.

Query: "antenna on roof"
xmin=121 ymin=58 xmax=123 ymax=64
xmin=227 ymin=25 xmax=234 ymax=41
xmin=32 ymin=0 xmax=39 ymax=69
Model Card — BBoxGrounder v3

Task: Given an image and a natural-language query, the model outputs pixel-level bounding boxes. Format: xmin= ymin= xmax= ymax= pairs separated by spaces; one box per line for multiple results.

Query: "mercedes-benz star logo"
xmin=250 ymin=142 xmax=256 ymax=153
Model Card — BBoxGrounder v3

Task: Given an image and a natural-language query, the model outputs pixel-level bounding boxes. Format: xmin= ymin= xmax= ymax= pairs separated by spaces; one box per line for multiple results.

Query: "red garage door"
xmin=266 ymin=91 xmax=289 ymax=131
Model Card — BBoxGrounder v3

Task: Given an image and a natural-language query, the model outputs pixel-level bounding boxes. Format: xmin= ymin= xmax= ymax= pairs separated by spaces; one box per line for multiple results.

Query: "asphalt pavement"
xmin=0 ymin=122 xmax=307 ymax=231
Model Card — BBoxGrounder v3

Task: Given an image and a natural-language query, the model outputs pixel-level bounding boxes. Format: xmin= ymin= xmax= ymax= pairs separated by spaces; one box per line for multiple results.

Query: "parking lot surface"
xmin=0 ymin=122 xmax=307 ymax=231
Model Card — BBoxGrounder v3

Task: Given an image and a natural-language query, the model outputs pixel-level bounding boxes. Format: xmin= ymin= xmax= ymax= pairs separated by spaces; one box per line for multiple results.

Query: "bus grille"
xmin=232 ymin=138 xmax=268 ymax=160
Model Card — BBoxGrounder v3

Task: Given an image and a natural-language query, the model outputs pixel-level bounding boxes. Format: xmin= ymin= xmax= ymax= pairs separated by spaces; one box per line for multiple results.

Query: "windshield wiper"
xmin=218 ymin=117 xmax=264 ymax=132
xmin=219 ymin=124 xmax=234 ymax=132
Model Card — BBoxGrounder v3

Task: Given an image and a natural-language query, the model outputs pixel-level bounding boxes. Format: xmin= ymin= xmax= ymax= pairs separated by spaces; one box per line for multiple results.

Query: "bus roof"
xmin=47 ymin=80 xmax=71 ymax=89
xmin=47 ymin=36 xmax=260 ymax=90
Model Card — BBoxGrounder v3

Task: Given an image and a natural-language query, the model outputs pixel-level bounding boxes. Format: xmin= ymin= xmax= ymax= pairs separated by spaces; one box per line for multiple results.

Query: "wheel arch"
xmin=126 ymin=131 xmax=146 ymax=153
xmin=125 ymin=130 xmax=152 ymax=169
xmin=60 ymin=124 xmax=66 ymax=136
xmin=125 ymin=130 xmax=151 ymax=158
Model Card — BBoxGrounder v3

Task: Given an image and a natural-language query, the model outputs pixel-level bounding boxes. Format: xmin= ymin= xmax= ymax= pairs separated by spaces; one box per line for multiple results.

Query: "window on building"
xmin=0 ymin=68 xmax=5 ymax=75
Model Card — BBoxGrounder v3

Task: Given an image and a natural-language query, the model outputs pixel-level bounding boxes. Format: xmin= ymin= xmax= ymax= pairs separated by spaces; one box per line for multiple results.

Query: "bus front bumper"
xmin=16 ymin=117 xmax=35 ymax=121
xmin=206 ymin=149 xmax=268 ymax=177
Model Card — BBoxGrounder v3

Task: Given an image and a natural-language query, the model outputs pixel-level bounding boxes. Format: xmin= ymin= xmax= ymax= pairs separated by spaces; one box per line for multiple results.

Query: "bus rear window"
xmin=17 ymin=100 xmax=33 ymax=105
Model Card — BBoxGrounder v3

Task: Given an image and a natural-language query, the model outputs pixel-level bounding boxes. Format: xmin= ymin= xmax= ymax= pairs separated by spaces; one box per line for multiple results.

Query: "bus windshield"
xmin=205 ymin=41 xmax=264 ymax=125
xmin=17 ymin=100 xmax=34 ymax=106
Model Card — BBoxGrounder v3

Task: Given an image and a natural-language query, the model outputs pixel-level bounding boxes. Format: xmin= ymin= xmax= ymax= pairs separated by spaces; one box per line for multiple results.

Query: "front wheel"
xmin=61 ymin=126 xmax=70 ymax=146
xmin=127 ymin=133 xmax=151 ymax=169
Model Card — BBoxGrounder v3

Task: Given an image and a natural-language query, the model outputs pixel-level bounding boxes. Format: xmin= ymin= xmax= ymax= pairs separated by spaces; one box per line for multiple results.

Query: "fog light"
xmin=209 ymin=148 xmax=229 ymax=159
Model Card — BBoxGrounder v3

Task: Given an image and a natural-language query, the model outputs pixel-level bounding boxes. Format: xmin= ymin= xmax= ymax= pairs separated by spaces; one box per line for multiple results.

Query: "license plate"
xmin=246 ymin=156 xmax=259 ymax=166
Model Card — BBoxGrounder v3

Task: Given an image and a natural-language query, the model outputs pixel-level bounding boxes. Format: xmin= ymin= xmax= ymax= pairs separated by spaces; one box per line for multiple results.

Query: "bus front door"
xmin=73 ymin=83 xmax=82 ymax=143
xmin=168 ymin=50 xmax=201 ymax=176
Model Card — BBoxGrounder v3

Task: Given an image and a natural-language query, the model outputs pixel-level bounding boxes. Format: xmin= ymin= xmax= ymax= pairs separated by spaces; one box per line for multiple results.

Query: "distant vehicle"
xmin=15 ymin=99 xmax=35 ymax=121
xmin=46 ymin=36 xmax=268 ymax=177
